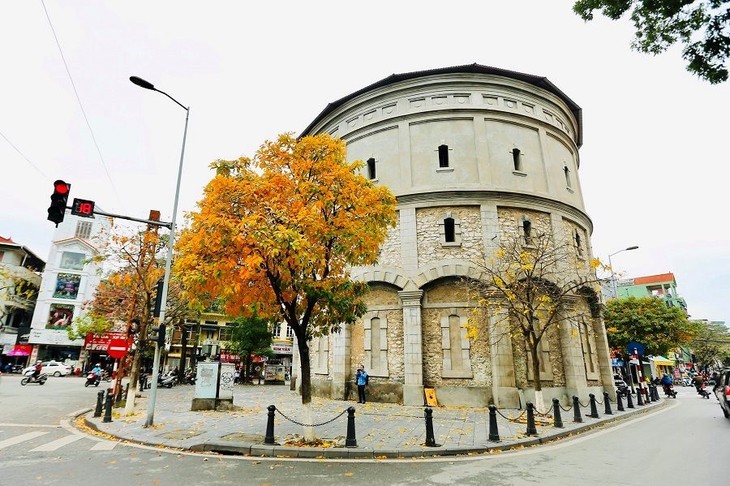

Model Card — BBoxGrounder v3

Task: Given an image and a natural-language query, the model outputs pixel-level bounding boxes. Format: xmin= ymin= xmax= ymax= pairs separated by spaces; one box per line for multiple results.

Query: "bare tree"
xmin=467 ymin=231 xmax=604 ymax=411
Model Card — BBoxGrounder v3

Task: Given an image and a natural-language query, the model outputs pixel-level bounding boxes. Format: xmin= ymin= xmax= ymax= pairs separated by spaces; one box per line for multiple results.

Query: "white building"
xmin=0 ymin=236 xmax=44 ymax=368
xmin=28 ymin=209 xmax=112 ymax=367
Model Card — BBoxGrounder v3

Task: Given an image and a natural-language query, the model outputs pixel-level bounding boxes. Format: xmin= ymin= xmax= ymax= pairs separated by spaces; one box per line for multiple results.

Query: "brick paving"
xmin=81 ymin=382 xmax=666 ymax=459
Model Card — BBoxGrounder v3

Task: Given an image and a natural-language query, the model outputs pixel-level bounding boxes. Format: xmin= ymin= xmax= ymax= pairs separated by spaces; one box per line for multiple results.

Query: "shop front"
xmin=27 ymin=328 xmax=83 ymax=369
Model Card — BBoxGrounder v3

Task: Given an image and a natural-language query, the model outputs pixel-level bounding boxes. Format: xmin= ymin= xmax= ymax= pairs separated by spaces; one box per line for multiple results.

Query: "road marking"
xmin=30 ymin=434 xmax=83 ymax=452
xmin=0 ymin=431 xmax=49 ymax=449
xmin=0 ymin=423 xmax=60 ymax=428
xmin=90 ymin=441 xmax=117 ymax=451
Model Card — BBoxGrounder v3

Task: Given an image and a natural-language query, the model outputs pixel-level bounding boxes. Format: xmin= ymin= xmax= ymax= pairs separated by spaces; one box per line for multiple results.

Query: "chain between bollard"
xmin=495 ymin=408 xmax=527 ymax=422
xmin=274 ymin=407 xmax=350 ymax=428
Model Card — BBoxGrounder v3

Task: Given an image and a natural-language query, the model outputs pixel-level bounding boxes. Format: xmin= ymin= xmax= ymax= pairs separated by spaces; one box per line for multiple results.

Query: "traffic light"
xmin=149 ymin=323 xmax=166 ymax=348
xmin=47 ymin=180 xmax=71 ymax=226
xmin=152 ymin=279 xmax=164 ymax=317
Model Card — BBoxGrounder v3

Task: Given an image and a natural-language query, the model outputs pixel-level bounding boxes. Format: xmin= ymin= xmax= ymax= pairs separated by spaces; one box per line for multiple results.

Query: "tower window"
xmin=444 ymin=217 xmax=456 ymax=243
xmin=575 ymin=230 xmax=583 ymax=256
xmin=512 ymin=148 xmax=522 ymax=171
xmin=522 ymin=220 xmax=532 ymax=245
xmin=367 ymin=157 xmax=376 ymax=180
xmin=563 ymin=165 xmax=572 ymax=188
xmin=438 ymin=144 xmax=450 ymax=168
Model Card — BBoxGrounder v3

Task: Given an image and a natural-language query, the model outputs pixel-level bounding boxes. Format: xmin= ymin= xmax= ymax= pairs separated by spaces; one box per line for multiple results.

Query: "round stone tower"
xmin=298 ymin=64 xmax=612 ymax=408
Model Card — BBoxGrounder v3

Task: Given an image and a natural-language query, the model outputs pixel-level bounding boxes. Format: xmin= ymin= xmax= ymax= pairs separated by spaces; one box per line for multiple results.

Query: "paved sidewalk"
xmin=80 ymin=383 xmax=667 ymax=459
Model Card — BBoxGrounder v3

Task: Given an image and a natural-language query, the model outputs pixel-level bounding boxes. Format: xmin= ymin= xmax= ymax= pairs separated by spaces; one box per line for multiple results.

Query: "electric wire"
xmin=40 ymin=0 xmax=123 ymax=211
xmin=0 ymin=129 xmax=51 ymax=181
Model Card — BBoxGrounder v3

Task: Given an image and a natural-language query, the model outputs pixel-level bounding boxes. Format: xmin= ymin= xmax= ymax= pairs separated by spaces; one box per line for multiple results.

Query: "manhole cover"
xmin=221 ymin=432 xmax=266 ymax=444
xmin=158 ymin=429 xmax=203 ymax=439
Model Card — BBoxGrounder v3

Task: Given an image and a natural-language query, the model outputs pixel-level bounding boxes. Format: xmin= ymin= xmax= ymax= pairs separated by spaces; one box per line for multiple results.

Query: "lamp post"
xmin=608 ymin=245 xmax=639 ymax=299
xmin=130 ymin=76 xmax=189 ymax=427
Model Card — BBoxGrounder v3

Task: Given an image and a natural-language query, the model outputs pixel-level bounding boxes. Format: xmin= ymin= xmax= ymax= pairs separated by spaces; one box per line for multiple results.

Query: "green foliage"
xmin=226 ymin=313 xmax=274 ymax=359
xmin=604 ymin=296 xmax=699 ymax=355
xmin=66 ymin=312 xmax=114 ymax=341
xmin=573 ymin=0 xmax=730 ymax=84
xmin=689 ymin=320 xmax=730 ymax=368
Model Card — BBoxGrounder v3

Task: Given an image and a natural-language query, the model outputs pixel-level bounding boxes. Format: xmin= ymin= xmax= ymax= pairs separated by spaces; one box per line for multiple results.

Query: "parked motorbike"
xmin=183 ymin=369 xmax=196 ymax=385
xmin=84 ymin=372 xmax=101 ymax=387
xmin=21 ymin=371 xmax=48 ymax=386
xmin=158 ymin=372 xmax=177 ymax=388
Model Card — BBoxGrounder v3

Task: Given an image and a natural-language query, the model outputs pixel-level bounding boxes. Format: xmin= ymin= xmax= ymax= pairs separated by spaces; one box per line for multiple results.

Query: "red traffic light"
xmin=54 ymin=181 xmax=70 ymax=194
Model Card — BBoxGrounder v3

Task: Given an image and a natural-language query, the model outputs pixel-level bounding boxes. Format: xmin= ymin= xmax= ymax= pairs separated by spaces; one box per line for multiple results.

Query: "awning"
xmin=651 ymin=356 xmax=675 ymax=366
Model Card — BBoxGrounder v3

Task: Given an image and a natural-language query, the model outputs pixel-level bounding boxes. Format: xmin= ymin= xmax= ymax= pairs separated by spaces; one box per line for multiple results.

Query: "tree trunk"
xmin=123 ymin=347 xmax=141 ymax=416
xmin=529 ymin=340 xmax=546 ymax=412
xmin=298 ymin=341 xmax=311 ymax=405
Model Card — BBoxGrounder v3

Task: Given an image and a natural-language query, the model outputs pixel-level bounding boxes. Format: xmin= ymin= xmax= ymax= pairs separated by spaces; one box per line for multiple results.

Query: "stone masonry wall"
xmin=416 ymin=206 xmax=484 ymax=268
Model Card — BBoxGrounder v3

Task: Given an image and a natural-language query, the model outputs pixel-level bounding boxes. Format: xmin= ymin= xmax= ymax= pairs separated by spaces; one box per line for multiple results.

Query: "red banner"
xmin=219 ymin=351 xmax=241 ymax=363
xmin=84 ymin=332 xmax=128 ymax=352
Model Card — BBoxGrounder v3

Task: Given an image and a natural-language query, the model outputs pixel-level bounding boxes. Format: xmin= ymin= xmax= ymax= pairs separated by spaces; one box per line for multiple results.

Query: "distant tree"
xmin=573 ymin=0 xmax=730 ymax=84
xmin=175 ymin=133 xmax=397 ymax=440
xmin=603 ymin=296 xmax=699 ymax=355
xmin=467 ymin=231 xmax=605 ymax=412
xmin=225 ymin=312 xmax=274 ymax=383
xmin=690 ymin=320 xmax=730 ymax=369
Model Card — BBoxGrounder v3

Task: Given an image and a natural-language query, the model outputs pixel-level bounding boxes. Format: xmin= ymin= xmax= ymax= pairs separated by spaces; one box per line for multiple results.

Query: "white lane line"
xmin=29 ymin=434 xmax=83 ymax=452
xmin=0 ymin=431 xmax=49 ymax=449
xmin=90 ymin=441 xmax=117 ymax=451
xmin=0 ymin=423 xmax=60 ymax=428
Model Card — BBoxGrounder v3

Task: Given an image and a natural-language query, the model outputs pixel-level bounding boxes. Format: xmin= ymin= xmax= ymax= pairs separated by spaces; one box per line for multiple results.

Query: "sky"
xmin=2 ymin=1 xmax=729 ymax=324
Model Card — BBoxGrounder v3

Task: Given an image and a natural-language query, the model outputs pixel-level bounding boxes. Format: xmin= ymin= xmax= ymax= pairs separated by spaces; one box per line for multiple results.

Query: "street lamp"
xmin=608 ymin=245 xmax=639 ymax=299
xmin=130 ymin=75 xmax=189 ymax=427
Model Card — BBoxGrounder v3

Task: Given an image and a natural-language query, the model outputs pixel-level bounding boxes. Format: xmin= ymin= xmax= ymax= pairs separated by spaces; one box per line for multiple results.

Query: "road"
xmin=0 ymin=375 xmax=727 ymax=486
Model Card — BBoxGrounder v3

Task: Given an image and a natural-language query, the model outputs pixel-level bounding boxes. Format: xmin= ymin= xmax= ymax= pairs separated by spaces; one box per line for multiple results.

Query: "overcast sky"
xmin=2 ymin=1 xmax=728 ymax=324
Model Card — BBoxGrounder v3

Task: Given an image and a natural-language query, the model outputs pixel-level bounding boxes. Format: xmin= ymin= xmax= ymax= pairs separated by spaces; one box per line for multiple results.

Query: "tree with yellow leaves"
xmin=467 ymin=231 xmax=605 ymax=411
xmin=175 ymin=133 xmax=397 ymax=424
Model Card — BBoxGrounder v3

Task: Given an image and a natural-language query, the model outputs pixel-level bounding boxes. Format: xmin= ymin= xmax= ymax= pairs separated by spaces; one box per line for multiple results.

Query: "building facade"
xmin=28 ymin=211 xmax=112 ymax=367
xmin=297 ymin=64 xmax=613 ymax=408
xmin=615 ymin=272 xmax=687 ymax=312
xmin=0 ymin=236 xmax=44 ymax=368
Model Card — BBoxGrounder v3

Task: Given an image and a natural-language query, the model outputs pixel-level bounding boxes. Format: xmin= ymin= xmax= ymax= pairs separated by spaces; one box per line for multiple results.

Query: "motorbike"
xmin=697 ymin=383 xmax=711 ymax=399
xmin=662 ymin=382 xmax=678 ymax=398
xmin=158 ymin=372 xmax=177 ymax=388
xmin=84 ymin=372 xmax=101 ymax=387
xmin=183 ymin=369 xmax=196 ymax=385
xmin=21 ymin=371 xmax=48 ymax=386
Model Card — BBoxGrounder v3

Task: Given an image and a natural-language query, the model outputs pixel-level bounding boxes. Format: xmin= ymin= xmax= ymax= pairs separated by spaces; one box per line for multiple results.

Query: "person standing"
xmin=355 ymin=364 xmax=368 ymax=404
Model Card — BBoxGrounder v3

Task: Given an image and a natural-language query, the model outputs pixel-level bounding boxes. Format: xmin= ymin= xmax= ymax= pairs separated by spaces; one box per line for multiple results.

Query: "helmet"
xmin=95 ymin=363 xmax=101 ymax=367
xmin=36 ymin=360 xmax=42 ymax=364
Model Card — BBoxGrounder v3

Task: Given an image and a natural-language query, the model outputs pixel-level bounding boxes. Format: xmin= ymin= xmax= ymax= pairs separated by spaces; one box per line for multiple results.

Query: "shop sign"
xmin=3 ymin=344 xmax=32 ymax=356
xmin=0 ymin=333 xmax=17 ymax=345
xmin=28 ymin=328 xmax=84 ymax=346
xmin=272 ymin=344 xmax=292 ymax=354
xmin=219 ymin=351 xmax=241 ymax=363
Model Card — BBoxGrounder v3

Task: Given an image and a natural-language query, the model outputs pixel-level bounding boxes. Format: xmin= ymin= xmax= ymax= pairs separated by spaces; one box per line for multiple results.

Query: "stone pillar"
xmin=330 ymin=323 xmax=351 ymax=400
xmin=399 ymin=290 xmax=424 ymax=405
xmin=489 ymin=310 xmax=518 ymax=408
xmin=592 ymin=316 xmax=616 ymax=399
xmin=558 ymin=304 xmax=588 ymax=398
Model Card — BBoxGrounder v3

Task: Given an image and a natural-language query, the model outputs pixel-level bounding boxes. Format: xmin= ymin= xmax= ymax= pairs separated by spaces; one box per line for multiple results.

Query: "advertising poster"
xmin=53 ymin=273 xmax=81 ymax=299
xmin=46 ymin=304 xmax=75 ymax=329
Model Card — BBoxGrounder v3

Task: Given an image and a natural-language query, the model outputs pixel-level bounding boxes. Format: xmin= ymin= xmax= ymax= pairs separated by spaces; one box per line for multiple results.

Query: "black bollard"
xmin=616 ymin=391 xmax=625 ymax=411
xmin=572 ymin=396 xmax=583 ymax=423
xmin=526 ymin=402 xmax=538 ymax=436
xmin=637 ymin=385 xmax=645 ymax=406
xmin=626 ymin=389 xmax=635 ymax=409
xmin=424 ymin=407 xmax=440 ymax=447
xmin=102 ymin=389 xmax=114 ymax=423
xmin=264 ymin=405 xmax=276 ymax=444
xmin=488 ymin=405 xmax=500 ymax=441
xmin=588 ymin=394 xmax=599 ymax=418
xmin=604 ymin=392 xmax=613 ymax=415
xmin=94 ymin=390 xmax=104 ymax=418
xmin=552 ymin=398 xmax=564 ymax=428
xmin=345 ymin=407 xmax=357 ymax=447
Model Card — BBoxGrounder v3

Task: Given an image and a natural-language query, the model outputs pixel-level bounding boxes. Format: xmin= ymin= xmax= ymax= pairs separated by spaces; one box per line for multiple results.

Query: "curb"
xmin=73 ymin=399 xmax=670 ymax=460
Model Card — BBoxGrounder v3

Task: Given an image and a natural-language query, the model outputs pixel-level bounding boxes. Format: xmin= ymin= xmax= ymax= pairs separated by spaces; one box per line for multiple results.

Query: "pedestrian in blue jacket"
xmin=355 ymin=364 xmax=368 ymax=404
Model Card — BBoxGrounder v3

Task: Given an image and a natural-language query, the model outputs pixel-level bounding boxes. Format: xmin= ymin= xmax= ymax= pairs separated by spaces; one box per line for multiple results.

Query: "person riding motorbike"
xmin=31 ymin=360 xmax=43 ymax=380
xmin=660 ymin=373 xmax=675 ymax=396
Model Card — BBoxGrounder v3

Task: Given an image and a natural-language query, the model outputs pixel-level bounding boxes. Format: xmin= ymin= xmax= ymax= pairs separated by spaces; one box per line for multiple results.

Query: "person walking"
xmin=355 ymin=364 xmax=369 ymax=404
